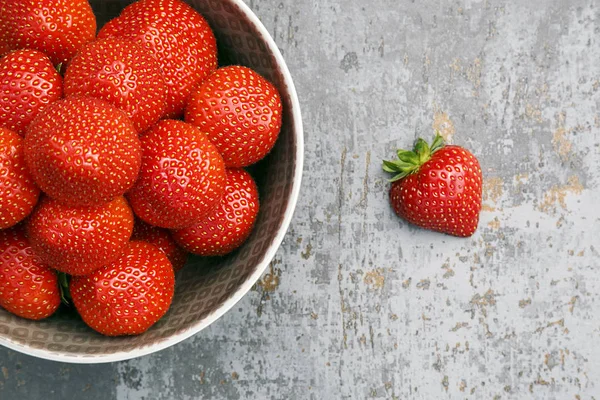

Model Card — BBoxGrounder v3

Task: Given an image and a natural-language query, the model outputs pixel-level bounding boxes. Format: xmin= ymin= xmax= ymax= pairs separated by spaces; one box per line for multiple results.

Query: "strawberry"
xmin=383 ymin=134 xmax=483 ymax=237
xmin=131 ymin=220 xmax=187 ymax=272
xmin=0 ymin=40 xmax=9 ymax=58
xmin=26 ymin=196 xmax=134 ymax=276
xmin=98 ymin=0 xmax=217 ymax=118
xmin=0 ymin=49 xmax=63 ymax=136
xmin=185 ymin=66 xmax=283 ymax=167
xmin=0 ymin=0 xmax=96 ymax=66
xmin=0 ymin=227 xmax=61 ymax=320
xmin=172 ymin=168 xmax=259 ymax=256
xmin=70 ymin=241 xmax=175 ymax=336
xmin=0 ymin=128 xmax=40 ymax=229
xmin=127 ymin=120 xmax=226 ymax=229
xmin=64 ymin=38 xmax=167 ymax=133
xmin=23 ymin=96 xmax=142 ymax=207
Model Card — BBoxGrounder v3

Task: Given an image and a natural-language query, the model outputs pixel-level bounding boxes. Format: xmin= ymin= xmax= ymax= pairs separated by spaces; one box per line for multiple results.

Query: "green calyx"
xmin=382 ymin=133 xmax=446 ymax=182
xmin=58 ymin=272 xmax=71 ymax=306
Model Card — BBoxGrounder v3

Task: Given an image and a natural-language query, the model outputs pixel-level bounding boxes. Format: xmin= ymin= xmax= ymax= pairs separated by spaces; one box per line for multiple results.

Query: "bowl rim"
xmin=0 ymin=0 xmax=304 ymax=364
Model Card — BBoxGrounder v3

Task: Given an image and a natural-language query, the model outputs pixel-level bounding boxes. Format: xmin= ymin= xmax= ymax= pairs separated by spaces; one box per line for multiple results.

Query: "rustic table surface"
xmin=2 ymin=0 xmax=600 ymax=399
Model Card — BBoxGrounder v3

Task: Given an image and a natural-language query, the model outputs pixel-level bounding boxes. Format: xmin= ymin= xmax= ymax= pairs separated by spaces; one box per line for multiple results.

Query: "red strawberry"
xmin=0 ymin=0 xmax=96 ymax=66
xmin=98 ymin=0 xmax=217 ymax=118
xmin=0 ymin=49 xmax=63 ymax=136
xmin=383 ymin=134 xmax=483 ymax=237
xmin=172 ymin=168 xmax=259 ymax=256
xmin=185 ymin=66 xmax=283 ymax=167
xmin=127 ymin=120 xmax=226 ymax=229
xmin=0 ymin=128 xmax=40 ymax=229
xmin=70 ymin=241 xmax=175 ymax=336
xmin=64 ymin=38 xmax=167 ymax=133
xmin=0 ymin=40 xmax=9 ymax=58
xmin=131 ymin=220 xmax=187 ymax=272
xmin=24 ymin=96 xmax=142 ymax=207
xmin=26 ymin=196 xmax=134 ymax=276
xmin=0 ymin=227 xmax=60 ymax=320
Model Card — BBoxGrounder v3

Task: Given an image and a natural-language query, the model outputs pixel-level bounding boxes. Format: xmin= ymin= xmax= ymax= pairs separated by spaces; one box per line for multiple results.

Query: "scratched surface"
xmin=1 ymin=0 xmax=600 ymax=399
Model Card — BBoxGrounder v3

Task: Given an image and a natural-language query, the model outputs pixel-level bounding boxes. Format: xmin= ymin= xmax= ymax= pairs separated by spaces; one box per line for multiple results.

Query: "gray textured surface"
xmin=2 ymin=0 xmax=600 ymax=398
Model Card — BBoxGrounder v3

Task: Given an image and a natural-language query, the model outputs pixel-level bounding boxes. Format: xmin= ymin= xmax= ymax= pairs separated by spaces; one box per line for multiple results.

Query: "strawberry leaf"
xmin=396 ymin=150 xmax=419 ymax=165
xmin=382 ymin=160 xmax=399 ymax=173
xmin=430 ymin=133 xmax=445 ymax=153
xmin=382 ymin=133 xmax=447 ymax=180
xmin=414 ymin=138 xmax=431 ymax=164
xmin=58 ymin=272 xmax=71 ymax=306
xmin=389 ymin=172 xmax=409 ymax=182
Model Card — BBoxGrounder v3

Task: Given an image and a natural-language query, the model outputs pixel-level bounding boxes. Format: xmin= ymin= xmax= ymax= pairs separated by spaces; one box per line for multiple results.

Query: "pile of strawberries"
xmin=0 ymin=0 xmax=282 ymax=336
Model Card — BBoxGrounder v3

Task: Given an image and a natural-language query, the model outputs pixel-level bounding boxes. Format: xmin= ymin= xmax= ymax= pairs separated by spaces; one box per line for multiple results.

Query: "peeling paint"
xmin=432 ymin=111 xmax=456 ymax=143
xmin=538 ymin=176 xmax=584 ymax=214
xmin=416 ymin=279 xmax=431 ymax=290
xmin=482 ymin=177 xmax=504 ymax=207
xmin=487 ymin=217 xmax=500 ymax=229
xmin=519 ymin=298 xmax=532 ymax=308
xmin=552 ymin=112 xmax=572 ymax=161
xmin=363 ymin=268 xmax=385 ymax=290
xmin=300 ymin=242 xmax=313 ymax=259
xmin=450 ymin=322 xmax=469 ymax=332
xmin=524 ymin=103 xmax=543 ymax=123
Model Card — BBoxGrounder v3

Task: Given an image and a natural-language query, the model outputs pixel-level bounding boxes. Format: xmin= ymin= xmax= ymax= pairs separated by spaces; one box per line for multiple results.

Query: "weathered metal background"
xmin=1 ymin=0 xmax=600 ymax=398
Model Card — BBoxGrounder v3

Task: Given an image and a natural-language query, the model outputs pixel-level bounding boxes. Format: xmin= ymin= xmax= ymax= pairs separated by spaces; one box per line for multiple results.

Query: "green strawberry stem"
xmin=382 ymin=133 xmax=445 ymax=182
xmin=58 ymin=272 xmax=71 ymax=306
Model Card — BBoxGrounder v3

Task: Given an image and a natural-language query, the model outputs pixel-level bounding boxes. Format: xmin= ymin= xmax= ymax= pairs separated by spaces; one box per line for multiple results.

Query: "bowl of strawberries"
xmin=0 ymin=0 xmax=303 ymax=362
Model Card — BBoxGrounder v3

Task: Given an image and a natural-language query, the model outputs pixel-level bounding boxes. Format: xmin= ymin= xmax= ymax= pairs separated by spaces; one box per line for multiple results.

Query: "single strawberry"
xmin=64 ymin=38 xmax=167 ymax=133
xmin=24 ymin=96 xmax=141 ymax=207
xmin=26 ymin=196 xmax=134 ymax=276
xmin=0 ymin=0 xmax=96 ymax=66
xmin=0 ymin=227 xmax=61 ymax=320
xmin=131 ymin=220 xmax=187 ymax=272
xmin=70 ymin=241 xmax=175 ymax=336
xmin=185 ymin=66 xmax=283 ymax=167
xmin=0 ymin=128 xmax=40 ymax=229
xmin=0 ymin=49 xmax=63 ymax=136
xmin=172 ymin=168 xmax=259 ymax=256
xmin=383 ymin=134 xmax=483 ymax=237
xmin=98 ymin=0 xmax=217 ymax=118
xmin=127 ymin=120 xmax=226 ymax=229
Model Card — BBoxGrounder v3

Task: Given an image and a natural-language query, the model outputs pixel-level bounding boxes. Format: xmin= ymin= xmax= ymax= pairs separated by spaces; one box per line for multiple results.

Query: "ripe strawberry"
xmin=0 ymin=49 xmax=63 ymax=136
xmin=24 ymin=96 xmax=141 ymax=207
xmin=172 ymin=168 xmax=259 ymax=256
xmin=0 ymin=128 xmax=40 ymax=229
xmin=0 ymin=227 xmax=60 ymax=320
xmin=64 ymin=38 xmax=167 ymax=133
xmin=127 ymin=120 xmax=226 ymax=229
xmin=26 ymin=196 xmax=134 ymax=276
xmin=98 ymin=0 xmax=217 ymax=118
xmin=383 ymin=134 xmax=483 ymax=237
xmin=185 ymin=66 xmax=283 ymax=167
xmin=131 ymin=220 xmax=187 ymax=272
xmin=0 ymin=0 xmax=96 ymax=66
xmin=0 ymin=40 xmax=9 ymax=58
xmin=70 ymin=241 xmax=175 ymax=336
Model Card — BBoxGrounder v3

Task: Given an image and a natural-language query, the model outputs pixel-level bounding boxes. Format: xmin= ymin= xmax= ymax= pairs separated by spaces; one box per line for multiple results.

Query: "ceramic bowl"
xmin=0 ymin=0 xmax=303 ymax=363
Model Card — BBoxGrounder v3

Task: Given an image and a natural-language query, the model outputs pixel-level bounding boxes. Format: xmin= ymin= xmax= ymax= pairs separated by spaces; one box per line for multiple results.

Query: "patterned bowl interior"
xmin=0 ymin=0 xmax=300 ymax=361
